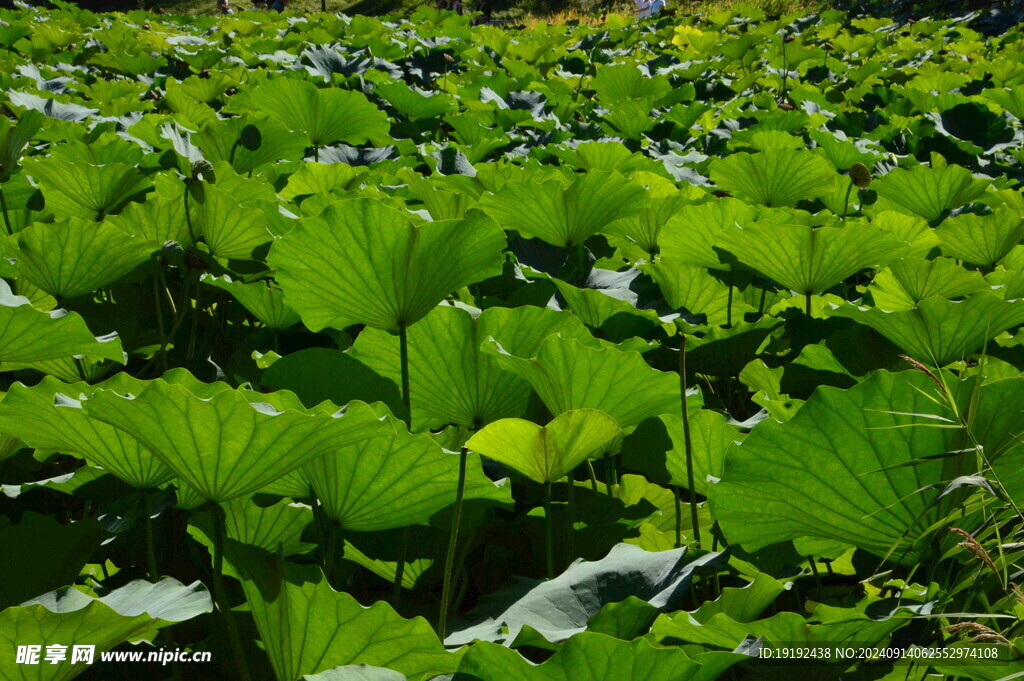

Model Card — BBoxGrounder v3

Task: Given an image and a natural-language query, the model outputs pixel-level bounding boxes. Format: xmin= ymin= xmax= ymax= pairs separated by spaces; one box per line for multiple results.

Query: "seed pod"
xmin=190 ymin=160 xmax=216 ymax=184
xmin=849 ymin=162 xmax=871 ymax=188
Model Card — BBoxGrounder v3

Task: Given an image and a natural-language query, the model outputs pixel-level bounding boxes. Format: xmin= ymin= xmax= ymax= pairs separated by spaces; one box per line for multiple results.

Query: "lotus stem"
xmin=323 ymin=520 xmax=338 ymax=587
xmin=392 ymin=527 xmax=408 ymax=605
xmin=152 ymin=272 xmax=168 ymax=374
xmin=543 ymin=481 xmax=554 ymax=579
xmin=0 ymin=186 xmax=11 ymax=236
xmin=183 ymin=186 xmax=196 ymax=247
xmin=726 ymin=270 xmax=733 ymax=327
xmin=437 ymin=446 xmax=468 ymax=642
xmin=805 ymin=292 xmax=812 ymax=317
xmin=399 ymin=322 xmax=411 ymax=423
xmin=586 ymin=460 xmax=599 ymax=494
xmin=673 ymin=484 xmax=682 ymax=549
xmin=140 ymin=488 xmax=159 ymax=582
xmin=841 ymin=179 xmax=855 ymax=219
xmin=566 ymin=474 xmax=575 ymax=562
xmin=210 ymin=504 xmax=252 ymax=681
xmin=808 ymin=557 xmax=823 ymax=590
xmin=679 ymin=335 xmax=701 ymax=547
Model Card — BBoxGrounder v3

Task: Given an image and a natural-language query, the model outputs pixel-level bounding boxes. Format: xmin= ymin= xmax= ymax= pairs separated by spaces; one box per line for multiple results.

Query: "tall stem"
xmin=543 ymin=482 xmax=554 ymax=579
xmin=399 ymin=322 xmax=411 ymax=422
xmin=805 ymin=292 xmax=812 ymax=317
xmin=585 ymin=460 xmax=599 ymax=494
xmin=673 ymin=485 xmax=683 ymax=549
xmin=323 ymin=520 xmax=338 ymax=587
xmin=141 ymin=489 xmax=159 ymax=582
xmin=566 ymin=475 xmax=575 ymax=562
xmin=392 ymin=527 xmax=408 ymax=605
xmin=679 ymin=336 xmax=701 ymax=547
xmin=437 ymin=446 xmax=468 ymax=642
xmin=152 ymin=273 xmax=168 ymax=374
xmin=0 ymin=186 xmax=12 ymax=236
xmin=211 ymin=504 xmax=252 ymax=681
xmin=725 ymin=270 xmax=733 ymax=328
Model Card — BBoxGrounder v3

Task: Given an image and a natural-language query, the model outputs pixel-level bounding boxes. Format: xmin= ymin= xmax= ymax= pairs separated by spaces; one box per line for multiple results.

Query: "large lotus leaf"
xmin=303 ymin=668 xmax=406 ymax=681
xmin=658 ymin=199 xmax=763 ymax=270
xmin=688 ymin=572 xmax=787 ymax=624
xmin=376 ymin=81 xmax=454 ymax=120
xmin=0 ymin=513 xmax=105 ymax=609
xmin=228 ymin=544 xmax=459 ymax=681
xmin=195 ymin=115 xmax=310 ymax=174
xmin=0 ymin=110 xmax=44 ymax=181
xmin=872 ymin=164 xmax=990 ymax=223
xmin=248 ymin=78 xmax=389 ymax=149
xmin=0 ymin=375 xmax=177 ymax=489
xmin=485 ymin=334 xmax=700 ymax=428
xmin=868 ymin=258 xmax=990 ymax=311
xmin=188 ymin=497 xmax=316 ymax=559
xmin=350 ymin=305 xmax=595 ymax=431
xmin=711 ymin=370 xmax=966 ymax=564
xmin=709 ymin=150 xmax=835 ymax=207
xmin=17 ymin=218 xmax=155 ymax=298
xmin=643 ymin=260 xmax=756 ymax=326
xmin=458 ymin=634 xmax=709 ymax=681
xmin=478 ymin=171 xmax=647 ymax=248
xmin=548 ymin=278 xmax=662 ymax=340
xmin=717 ymin=222 xmax=908 ymax=295
xmin=936 ymin=208 xmax=1024 ymax=266
xmin=105 ymin=195 xmax=191 ymax=248
xmin=0 ymin=578 xmax=212 ymax=681
xmin=202 ymin=274 xmax=300 ymax=330
xmin=0 ymin=281 xmax=124 ymax=364
xmin=80 ymin=381 xmax=391 ymax=503
xmin=24 ymin=157 xmax=150 ymax=220
xmin=465 ymin=410 xmax=621 ymax=484
xmin=189 ymin=183 xmax=273 ymax=260
xmin=270 ymin=199 xmax=505 ymax=331
xmin=279 ymin=163 xmax=365 ymax=201
xmin=302 ymin=421 xmax=510 ymax=531
xmin=592 ymin=64 xmax=672 ymax=105
xmin=829 ymin=293 xmax=1024 ymax=366
xmin=960 ymin=377 xmax=1024 ymax=508
xmin=623 ymin=411 xmax=739 ymax=495
xmin=340 ymin=527 xmax=440 ymax=590
xmin=603 ymin=195 xmax=692 ymax=258
xmin=445 ymin=543 xmax=718 ymax=646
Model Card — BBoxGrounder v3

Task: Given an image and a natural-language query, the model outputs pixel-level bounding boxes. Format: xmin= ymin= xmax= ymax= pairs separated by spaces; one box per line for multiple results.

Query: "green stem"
xmin=586 ymin=460 xmax=599 ymax=494
xmin=392 ymin=527 xmax=408 ymax=605
xmin=808 ymin=557 xmax=823 ymax=590
xmin=679 ymin=336 xmax=701 ymax=547
xmin=438 ymin=446 xmax=468 ymax=642
xmin=543 ymin=481 xmax=554 ymax=579
xmin=152 ymin=272 xmax=168 ymax=374
xmin=726 ymin=270 xmax=733 ymax=328
xmin=841 ymin=179 xmax=855 ymax=219
xmin=0 ymin=186 xmax=12 ymax=236
xmin=566 ymin=475 xmax=575 ymax=563
xmin=323 ymin=520 xmax=338 ymax=587
xmin=141 ymin=488 xmax=159 ymax=582
xmin=673 ymin=485 xmax=683 ymax=549
xmin=805 ymin=292 xmax=812 ymax=317
xmin=210 ymin=504 xmax=252 ymax=681
xmin=399 ymin=322 xmax=411 ymax=423
xmin=183 ymin=186 xmax=196 ymax=247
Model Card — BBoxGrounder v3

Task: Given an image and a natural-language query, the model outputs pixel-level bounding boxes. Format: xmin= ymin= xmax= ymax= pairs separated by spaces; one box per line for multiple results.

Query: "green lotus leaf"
xmin=17 ymin=218 xmax=155 ymax=298
xmin=303 ymin=667 xmax=407 ymax=681
xmin=658 ymin=198 xmax=763 ymax=270
xmin=711 ymin=370 xmax=969 ymax=564
xmin=270 ymin=199 xmax=505 ymax=331
xmin=0 ymin=281 xmax=124 ymax=364
xmin=80 ymin=381 xmax=391 ymax=503
xmin=548 ymin=278 xmax=663 ymax=340
xmin=340 ymin=529 xmax=439 ymax=590
xmin=0 ymin=578 xmax=212 ymax=681
xmin=23 ymin=156 xmax=150 ymax=221
xmin=278 ymin=163 xmax=364 ymax=201
xmin=376 ymin=81 xmax=454 ymax=120
xmin=688 ymin=572 xmax=787 ymax=624
xmin=458 ymin=633 xmax=711 ymax=681
xmin=623 ymin=411 xmax=738 ymax=495
xmin=195 ymin=115 xmax=310 ymax=174
xmin=228 ymin=544 xmax=460 ymax=681
xmin=303 ymin=419 xmax=511 ymax=531
xmin=872 ymin=164 xmax=990 ymax=222
xmin=592 ymin=64 xmax=672 ymax=106
xmin=829 ymin=293 xmax=1024 ymax=366
xmin=868 ymin=258 xmax=990 ymax=311
xmin=484 ymin=334 xmax=698 ymax=428
xmin=466 ymin=410 xmax=621 ymax=484
xmin=643 ymin=260 xmax=756 ymax=326
xmin=936 ymin=208 xmax=1024 ymax=266
xmin=350 ymin=304 xmax=595 ymax=431
xmin=709 ymin=150 xmax=836 ymax=207
xmin=202 ymin=274 xmax=300 ymax=331
xmin=0 ymin=513 xmax=105 ymax=609
xmin=478 ymin=171 xmax=647 ymax=248
xmin=871 ymin=210 xmax=940 ymax=258
xmin=0 ymin=374 xmax=177 ymax=489
xmin=445 ymin=543 xmax=715 ymax=646
xmin=603 ymin=195 xmax=692 ymax=258
xmin=189 ymin=183 xmax=273 ymax=260
xmin=0 ymin=110 xmax=44 ymax=181
xmin=717 ymin=222 xmax=907 ymax=295
xmin=247 ymin=78 xmax=390 ymax=150
xmin=105 ymin=194 xmax=190 ymax=248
